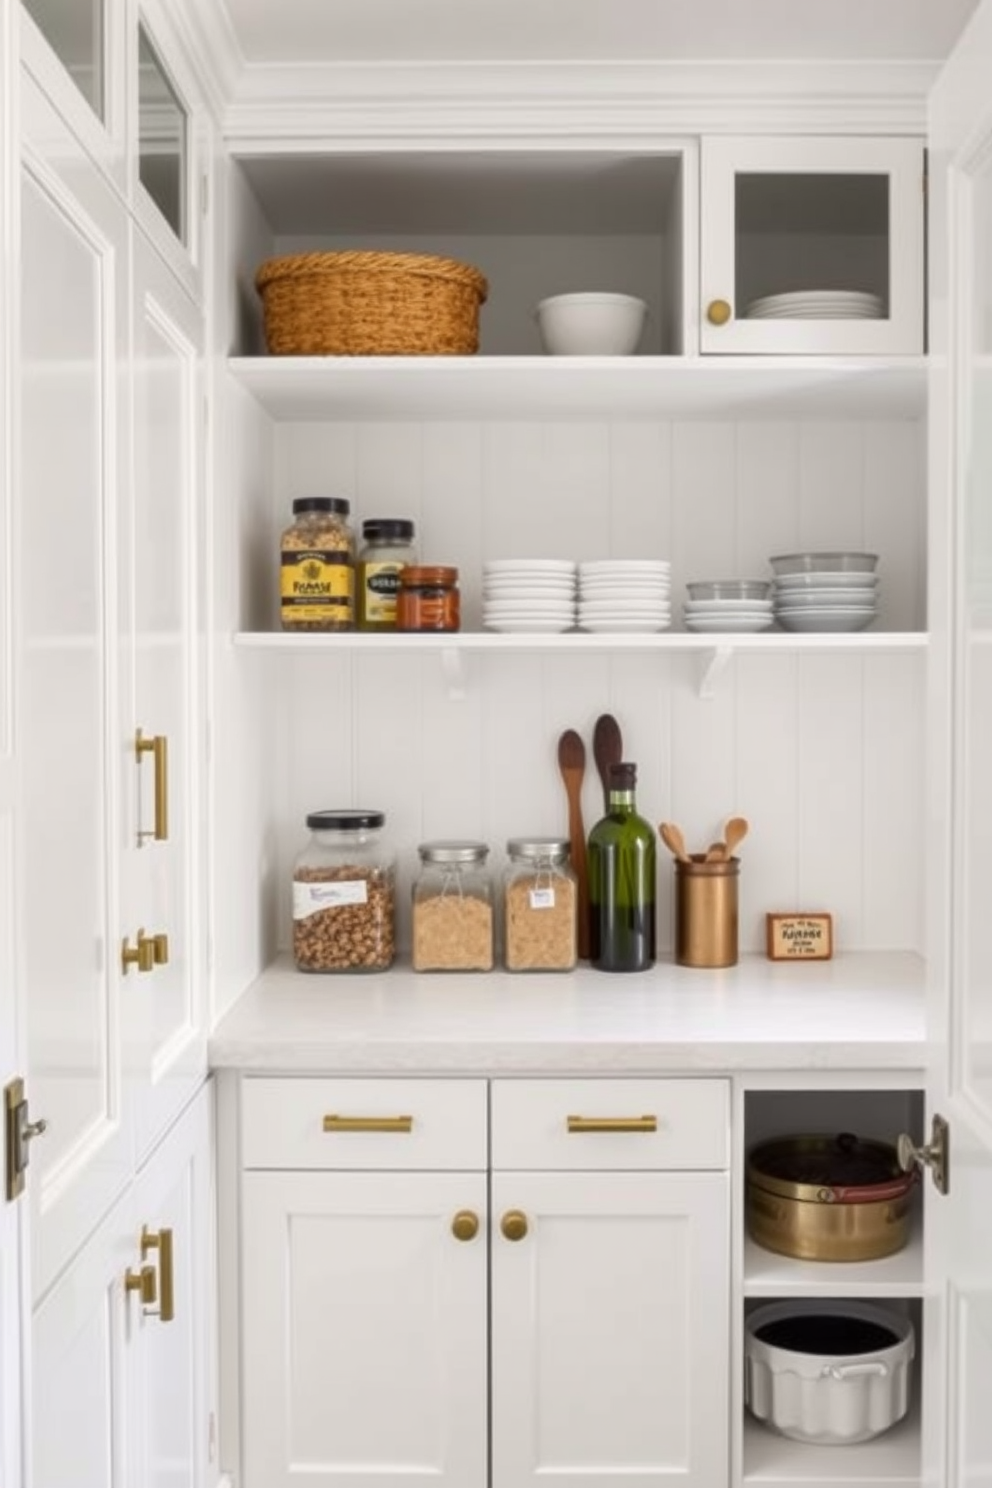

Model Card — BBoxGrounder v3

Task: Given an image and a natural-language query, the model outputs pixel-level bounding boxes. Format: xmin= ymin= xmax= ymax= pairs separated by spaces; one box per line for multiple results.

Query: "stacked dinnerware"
xmin=482 ymin=558 xmax=577 ymax=632
xmin=577 ymin=559 xmax=672 ymax=632
xmin=744 ymin=290 xmax=884 ymax=321
xmin=683 ymin=579 xmax=774 ymax=634
xmin=770 ymin=552 xmax=880 ymax=633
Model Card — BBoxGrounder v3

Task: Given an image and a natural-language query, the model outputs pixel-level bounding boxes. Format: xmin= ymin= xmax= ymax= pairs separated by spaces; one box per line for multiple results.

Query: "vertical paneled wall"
xmin=260 ymin=415 xmax=925 ymax=957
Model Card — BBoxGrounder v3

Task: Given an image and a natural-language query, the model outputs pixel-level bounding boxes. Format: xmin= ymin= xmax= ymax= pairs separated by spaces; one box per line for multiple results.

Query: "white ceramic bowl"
xmin=536 ymin=293 xmax=648 ymax=356
xmin=769 ymin=552 xmax=878 ymax=576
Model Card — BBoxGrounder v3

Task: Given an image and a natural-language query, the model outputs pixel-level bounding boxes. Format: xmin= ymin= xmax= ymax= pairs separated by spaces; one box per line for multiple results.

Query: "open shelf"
xmin=742 ymin=1396 xmax=921 ymax=1487
xmin=743 ymin=1227 xmax=924 ymax=1300
xmin=227 ymin=354 xmax=927 ymax=423
xmin=233 ymin=630 xmax=927 ymax=654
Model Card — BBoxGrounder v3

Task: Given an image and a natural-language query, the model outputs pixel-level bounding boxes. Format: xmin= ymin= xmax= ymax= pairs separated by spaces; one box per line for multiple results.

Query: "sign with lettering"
xmin=766 ymin=912 xmax=833 ymax=961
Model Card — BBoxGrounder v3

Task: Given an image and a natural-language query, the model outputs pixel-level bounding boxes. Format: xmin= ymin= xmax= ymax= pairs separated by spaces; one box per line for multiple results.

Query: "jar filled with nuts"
xmin=503 ymin=837 xmax=577 ymax=972
xmin=292 ymin=810 xmax=395 ymax=972
xmin=412 ymin=841 xmax=493 ymax=972
xmin=280 ymin=496 xmax=355 ymax=631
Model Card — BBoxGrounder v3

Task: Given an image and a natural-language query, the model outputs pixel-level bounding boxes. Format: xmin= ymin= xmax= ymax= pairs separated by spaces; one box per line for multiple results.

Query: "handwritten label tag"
xmin=766 ymin=913 xmax=833 ymax=961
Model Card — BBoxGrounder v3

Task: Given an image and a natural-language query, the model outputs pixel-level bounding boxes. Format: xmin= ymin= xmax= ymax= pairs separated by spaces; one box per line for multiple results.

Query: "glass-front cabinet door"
xmin=21 ymin=0 xmax=104 ymax=118
xmin=700 ymin=136 xmax=925 ymax=355
xmin=136 ymin=21 xmax=187 ymax=247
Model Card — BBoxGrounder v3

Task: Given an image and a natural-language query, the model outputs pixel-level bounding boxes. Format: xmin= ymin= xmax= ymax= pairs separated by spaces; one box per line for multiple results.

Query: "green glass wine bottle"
xmin=587 ymin=761 xmax=657 ymax=972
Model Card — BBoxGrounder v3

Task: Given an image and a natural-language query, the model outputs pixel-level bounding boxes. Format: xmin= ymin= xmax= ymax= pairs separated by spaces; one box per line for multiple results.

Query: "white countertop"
xmin=208 ymin=951 xmax=926 ymax=1075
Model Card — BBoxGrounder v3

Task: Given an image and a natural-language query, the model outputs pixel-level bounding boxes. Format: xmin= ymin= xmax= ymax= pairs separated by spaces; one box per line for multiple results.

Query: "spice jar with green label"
xmin=280 ymin=496 xmax=355 ymax=631
xmin=357 ymin=518 xmax=417 ymax=631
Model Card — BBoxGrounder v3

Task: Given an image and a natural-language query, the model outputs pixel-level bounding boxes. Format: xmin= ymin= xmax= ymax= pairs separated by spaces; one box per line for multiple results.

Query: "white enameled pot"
xmin=745 ymin=1300 xmax=915 ymax=1446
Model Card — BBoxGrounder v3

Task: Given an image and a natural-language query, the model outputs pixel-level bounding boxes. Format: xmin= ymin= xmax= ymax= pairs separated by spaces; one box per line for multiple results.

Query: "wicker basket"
xmin=255 ymin=250 xmax=489 ymax=356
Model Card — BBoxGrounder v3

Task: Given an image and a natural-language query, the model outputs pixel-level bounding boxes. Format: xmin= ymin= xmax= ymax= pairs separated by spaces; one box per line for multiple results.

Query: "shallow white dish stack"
xmin=771 ymin=552 xmax=880 ymax=633
xmin=577 ymin=559 xmax=671 ymax=632
xmin=683 ymin=579 xmax=773 ymax=634
xmin=482 ymin=558 xmax=577 ymax=632
xmin=744 ymin=289 xmax=884 ymax=321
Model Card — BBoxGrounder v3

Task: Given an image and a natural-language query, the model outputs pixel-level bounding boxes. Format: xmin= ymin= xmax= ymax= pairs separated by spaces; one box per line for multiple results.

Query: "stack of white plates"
xmin=683 ymin=598 xmax=774 ymax=634
xmin=773 ymin=569 xmax=880 ymax=633
xmin=577 ymin=560 xmax=672 ymax=632
xmin=482 ymin=558 xmax=577 ymax=633
xmin=744 ymin=290 xmax=884 ymax=321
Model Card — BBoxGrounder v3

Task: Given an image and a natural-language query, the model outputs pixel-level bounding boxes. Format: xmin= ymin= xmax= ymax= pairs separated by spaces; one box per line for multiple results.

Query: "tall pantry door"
xmin=925 ymin=1 xmax=992 ymax=1483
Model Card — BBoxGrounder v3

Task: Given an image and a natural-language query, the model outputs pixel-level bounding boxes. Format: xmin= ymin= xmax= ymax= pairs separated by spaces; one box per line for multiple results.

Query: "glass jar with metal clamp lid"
xmin=412 ymin=840 xmax=493 ymax=971
xmin=503 ymin=836 xmax=577 ymax=971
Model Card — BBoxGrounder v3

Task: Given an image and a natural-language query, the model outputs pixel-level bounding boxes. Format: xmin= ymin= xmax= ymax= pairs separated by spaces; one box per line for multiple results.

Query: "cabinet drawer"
xmin=241 ymin=1077 xmax=487 ymax=1170
xmin=491 ymin=1078 xmax=729 ymax=1170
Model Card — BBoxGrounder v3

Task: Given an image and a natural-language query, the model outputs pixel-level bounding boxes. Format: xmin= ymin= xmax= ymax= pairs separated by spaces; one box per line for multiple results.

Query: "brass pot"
xmin=746 ymin=1133 xmax=917 ymax=1262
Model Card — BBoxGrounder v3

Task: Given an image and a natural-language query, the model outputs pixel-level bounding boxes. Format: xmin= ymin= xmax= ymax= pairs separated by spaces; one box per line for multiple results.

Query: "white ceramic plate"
xmin=683 ymin=615 xmax=775 ymax=633
xmin=578 ymin=618 xmax=672 ymax=633
xmin=684 ymin=599 xmax=774 ymax=614
xmin=776 ymin=609 xmax=877 ymax=632
xmin=579 ymin=585 xmax=672 ymax=599
xmin=578 ymin=602 xmax=672 ymax=616
xmin=483 ymin=559 xmax=577 ymax=575
xmin=483 ymin=617 xmax=575 ymax=632
xmin=578 ymin=560 xmax=671 ymax=576
xmin=773 ymin=572 xmax=879 ymax=591
xmin=483 ymin=582 xmax=577 ymax=597
xmin=773 ymin=590 xmax=879 ymax=609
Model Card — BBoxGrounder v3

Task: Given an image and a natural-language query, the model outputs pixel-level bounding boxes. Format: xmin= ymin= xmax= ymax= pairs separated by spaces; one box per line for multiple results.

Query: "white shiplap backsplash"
xmin=258 ymin=415 xmax=925 ymax=959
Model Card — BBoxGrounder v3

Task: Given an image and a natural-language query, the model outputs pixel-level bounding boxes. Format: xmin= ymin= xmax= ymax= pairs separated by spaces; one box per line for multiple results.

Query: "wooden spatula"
xmin=593 ymin=713 xmax=623 ymax=814
xmin=557 ymin=728 xmax=590 ymax=959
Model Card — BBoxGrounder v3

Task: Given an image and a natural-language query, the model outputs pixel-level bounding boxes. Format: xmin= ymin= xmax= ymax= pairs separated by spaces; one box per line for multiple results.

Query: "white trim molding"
xmin=223 ymin=58 xmax=934 ymax=150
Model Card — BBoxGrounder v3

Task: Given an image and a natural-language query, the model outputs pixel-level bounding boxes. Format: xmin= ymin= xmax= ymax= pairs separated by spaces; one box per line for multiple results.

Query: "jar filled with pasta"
xmin=503 ymin=837 xmax=577 ymax=971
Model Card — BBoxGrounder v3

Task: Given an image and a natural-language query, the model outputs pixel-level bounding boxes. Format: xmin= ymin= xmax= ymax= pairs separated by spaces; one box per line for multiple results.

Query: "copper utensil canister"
xmin=746 ymin=1134 xmax=917 ymax=1262
xmin=675 ymin=854 xmax=739 ymax=967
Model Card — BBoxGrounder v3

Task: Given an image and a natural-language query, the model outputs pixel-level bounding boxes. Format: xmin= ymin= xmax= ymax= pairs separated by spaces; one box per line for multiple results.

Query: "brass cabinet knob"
xmin=706 ymin=298 xmax=733 ymax=326
xmin=121 ymin=931 xmax=155 ymax=975
xmin=124 ymin=1263 xmax=157 ymax=1306
xmin=451 ymin=1209 xmax=480 ymax=1242
xmin=500 ymin=1209 xmax=528 ymax=1242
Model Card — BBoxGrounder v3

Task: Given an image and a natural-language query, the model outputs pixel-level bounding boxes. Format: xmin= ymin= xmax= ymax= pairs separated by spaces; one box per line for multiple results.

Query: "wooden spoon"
xmin=592 ymin=713 xmax=623 ymax=813
xmin=557 ymin=728 xmax=591 ymax=959
xmin=704 ymin=815 xmax=750 ymax=862
xmin=658 ymin=821 xmax=691 ymax=863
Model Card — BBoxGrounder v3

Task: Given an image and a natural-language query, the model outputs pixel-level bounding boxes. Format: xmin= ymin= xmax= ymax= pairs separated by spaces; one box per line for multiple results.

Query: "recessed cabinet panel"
xmin=700 ymin=137 xmax=925 ymax=355
xmin=20 ymin=76 xmax=131 ymax=1302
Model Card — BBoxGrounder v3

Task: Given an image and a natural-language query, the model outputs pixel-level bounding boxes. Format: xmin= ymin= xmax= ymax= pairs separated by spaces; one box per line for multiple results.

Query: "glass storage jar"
xmin=292 ymin=810 xmax=395 ymax=971
xmin=503 ymin=837 xmax=577 ymax=971
xmin=412 ymin=840 xmax=493 ymax=971
xmin=280 ymin=496 xmax=355 ymax=631
xmin=357 ymin=518 xmax=417 ymax=631
xmin=396 ymin=565 xmax=460 ymax=632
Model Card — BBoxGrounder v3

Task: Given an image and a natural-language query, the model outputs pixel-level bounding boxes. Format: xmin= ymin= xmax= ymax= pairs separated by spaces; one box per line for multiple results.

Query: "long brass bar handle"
xmin=135 ymin=730 xmax=169 ymax=842
xmin=566 ymin=1115 xmax=658 ymax=1134
xmin=322 ymin=1114 xmax=414 ymax=1134
xmin=141 ymin=1225 xmax=174 ymax=1322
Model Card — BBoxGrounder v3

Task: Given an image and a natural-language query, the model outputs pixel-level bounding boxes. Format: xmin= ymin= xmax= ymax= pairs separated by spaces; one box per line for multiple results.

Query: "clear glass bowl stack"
xmin=682 ymin=579 xmax=774 ymax=633
xmin=770 ymin=553 xmax=880 ymax=632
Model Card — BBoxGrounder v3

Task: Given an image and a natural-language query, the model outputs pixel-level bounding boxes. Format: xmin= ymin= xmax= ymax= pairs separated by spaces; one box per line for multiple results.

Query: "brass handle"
xmin=121 ymin=930 xmax=155 ymax=975
xmin=124 ymin=1263 xmax=157 ymax=1307
xmin=151 ymin=933 xmax=169 ymax=966
xmin=706 ymin=298 xmax=733 ymax=326
xmin=141 ymin=1225 xmax=174 ymax=1322
xmin=322 ymin=1114 xmax=414 ymax=1134
xmin=566 ymin=1115 xmax=658 ymax=1133
xmin=451 ymin=1210 xmax=480 ymax=1242
xmin=500 ymin=1209 xmax=528 ymax=1242
xmin=135 ymin=729 xmax=169 ymax=842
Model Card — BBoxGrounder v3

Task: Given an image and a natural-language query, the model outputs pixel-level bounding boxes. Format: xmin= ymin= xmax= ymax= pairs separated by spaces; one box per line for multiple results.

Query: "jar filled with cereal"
xmin=292 ymin=810 xmax=395 ymax=972
xmin=503 ymin=837 xmax=577 ymax=972
xmin=412 ymin=841 xmax=493 ymax=971
xmin=280 ymin=497 xmax=355 ymax=631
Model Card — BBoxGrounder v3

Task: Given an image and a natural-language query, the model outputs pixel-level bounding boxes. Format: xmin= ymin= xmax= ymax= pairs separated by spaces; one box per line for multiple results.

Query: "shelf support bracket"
xmin=698 ymin=645 xmax=733 ymax=700
xmin=440 ymin=646 xmax=467 ymax=701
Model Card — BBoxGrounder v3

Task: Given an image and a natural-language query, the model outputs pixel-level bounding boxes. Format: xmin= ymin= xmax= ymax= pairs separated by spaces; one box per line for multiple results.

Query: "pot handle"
xmin=821 ymin=1361 xmax=890 ymax=1380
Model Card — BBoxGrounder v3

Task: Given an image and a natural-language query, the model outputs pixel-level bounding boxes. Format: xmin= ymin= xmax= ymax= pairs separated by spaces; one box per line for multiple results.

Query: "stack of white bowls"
xmin=482 ymin=559 xmax=577 ymax=632
xmin=577 ymin=560 xmax=672 ymax=632
xmin=683 ymin=580 xmax=774 ymax=633
xmin=771 ymin=553 xmax=880 ymax=632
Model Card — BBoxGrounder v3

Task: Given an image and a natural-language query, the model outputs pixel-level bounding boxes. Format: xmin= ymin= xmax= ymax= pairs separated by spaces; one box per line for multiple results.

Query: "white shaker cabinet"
xmin=699 ymin=136 xmax=925 ymax=355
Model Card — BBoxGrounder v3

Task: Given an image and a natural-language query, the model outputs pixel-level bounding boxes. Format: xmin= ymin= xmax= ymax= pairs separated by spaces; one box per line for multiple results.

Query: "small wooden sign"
xmin=766 ymin=912 xmax=833 ymax=961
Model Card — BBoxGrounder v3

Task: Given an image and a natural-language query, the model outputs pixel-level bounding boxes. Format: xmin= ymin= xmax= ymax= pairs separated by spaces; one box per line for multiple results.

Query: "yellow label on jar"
xmin=281 ymin=548 xmax=354 ymax=625
xmin=360 ymin=560 xmax=404 ymax=625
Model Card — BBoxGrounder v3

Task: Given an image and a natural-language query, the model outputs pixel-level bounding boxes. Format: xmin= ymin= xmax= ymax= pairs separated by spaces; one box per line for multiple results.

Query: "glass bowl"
xmin=769 ymin=552 xmax=878 ymax=576
xmin=686 ymin=579 xmax=771 ymax=601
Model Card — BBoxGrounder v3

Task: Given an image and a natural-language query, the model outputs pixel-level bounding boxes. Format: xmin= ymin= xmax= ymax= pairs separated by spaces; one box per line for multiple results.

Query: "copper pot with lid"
xmin=746 ymin=1132 xmax=917 ymax=1262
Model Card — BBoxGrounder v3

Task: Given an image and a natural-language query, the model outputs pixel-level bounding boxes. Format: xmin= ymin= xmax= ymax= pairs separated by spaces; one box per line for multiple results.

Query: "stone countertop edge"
xmin=208 ymin=951 xmax=927 ymax=1076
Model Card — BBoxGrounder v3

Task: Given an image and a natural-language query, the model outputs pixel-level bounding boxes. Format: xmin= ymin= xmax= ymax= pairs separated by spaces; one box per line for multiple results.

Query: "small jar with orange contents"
xmin=396 ymin=565 xmax=460 ymax=632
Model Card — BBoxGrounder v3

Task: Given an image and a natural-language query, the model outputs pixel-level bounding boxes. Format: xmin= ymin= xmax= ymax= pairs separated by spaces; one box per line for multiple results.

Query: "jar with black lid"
xmin=280 ymin=497 xmax=355 ymax=631
xmin=357 ymin=519 xmax=417 ymax=631
xmin=292 ymin=809 xmax=395 ymax=971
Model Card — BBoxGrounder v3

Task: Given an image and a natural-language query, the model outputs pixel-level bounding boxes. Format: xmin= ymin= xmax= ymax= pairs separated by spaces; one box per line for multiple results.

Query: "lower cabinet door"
xmin=491 ymin=1169 xmax=730 ymax=1488
xmin=241 ymin=1169 xmax=488 ymax=1488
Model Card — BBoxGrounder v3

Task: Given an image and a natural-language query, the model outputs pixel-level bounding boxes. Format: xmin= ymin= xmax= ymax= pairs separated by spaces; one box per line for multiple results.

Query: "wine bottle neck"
xmin=608 ymin=789 xmax=636 ymax=811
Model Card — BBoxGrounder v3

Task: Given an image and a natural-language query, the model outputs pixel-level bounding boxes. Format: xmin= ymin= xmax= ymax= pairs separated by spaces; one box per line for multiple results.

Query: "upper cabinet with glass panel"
xmin=22 ymin=0 xmax=104 ymax=118
xmin=699 ymin=136 xmax=926 ymax=355
xmin=137 ymin=22 xmax=187 ymax=247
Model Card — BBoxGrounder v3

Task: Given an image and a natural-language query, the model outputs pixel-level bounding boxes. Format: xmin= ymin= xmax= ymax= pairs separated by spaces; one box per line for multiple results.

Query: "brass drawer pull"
xmin=141 ymin=1224 xmax=175 ymax=1323
xmin=135 ymin=730 xmax=169 ymax=842
xmin=322 ymin=1114 xmax=414 ymax=1134
xmin=566 ymin=1115 xmax=658 ymax=1134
